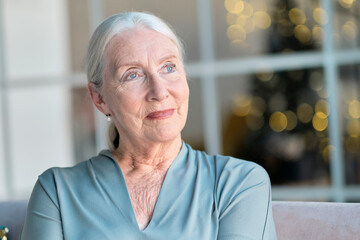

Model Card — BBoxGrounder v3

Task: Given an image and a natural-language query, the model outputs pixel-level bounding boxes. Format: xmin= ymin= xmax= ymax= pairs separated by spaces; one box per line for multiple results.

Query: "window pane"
xmin=219 ymin=68 xmax=331 ymax=185
xmin=213 ymin=0 xmax=323 ymax=59
xmin=103 ymin=0 xmax=200 ymax=62
xmin=339 ymin=64 xmax=360 ymax=185
xmin=182 ymin=78 xmax=205 ymax=151
xmin=9 ymin=85 xmax=74 ymax=198
xmin=4 ymin=0 xmax=69 ymax=79
xmin=334 ymin=0 xmax=360 ymax=49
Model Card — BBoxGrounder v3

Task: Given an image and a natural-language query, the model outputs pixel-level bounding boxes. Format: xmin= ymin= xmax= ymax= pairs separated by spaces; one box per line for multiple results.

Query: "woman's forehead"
xmin=105 ymin=28 xmax=180 ymax=67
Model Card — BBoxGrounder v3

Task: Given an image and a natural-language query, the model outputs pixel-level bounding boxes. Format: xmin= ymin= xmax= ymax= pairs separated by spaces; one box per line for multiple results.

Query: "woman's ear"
xmin=88 ymin=82 xmax=110 ymax=115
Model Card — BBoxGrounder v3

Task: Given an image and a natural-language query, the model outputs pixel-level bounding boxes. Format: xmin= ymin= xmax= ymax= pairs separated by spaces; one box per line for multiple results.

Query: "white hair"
xmin=85 ymin=12 xmax=185 ymax=151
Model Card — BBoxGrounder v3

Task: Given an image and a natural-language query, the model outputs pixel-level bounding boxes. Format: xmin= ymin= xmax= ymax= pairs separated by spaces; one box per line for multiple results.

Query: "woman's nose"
xmin=146 ymin=74 xmax=169 ymax=102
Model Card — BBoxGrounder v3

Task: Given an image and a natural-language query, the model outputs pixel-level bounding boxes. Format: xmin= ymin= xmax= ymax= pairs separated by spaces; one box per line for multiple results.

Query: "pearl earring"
xmin=105 ymin=114 xmax=111 ymax=122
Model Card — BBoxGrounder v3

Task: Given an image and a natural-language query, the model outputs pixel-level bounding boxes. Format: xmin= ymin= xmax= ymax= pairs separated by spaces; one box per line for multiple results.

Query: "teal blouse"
xmin=22 ymin=143 xmax=277 ymax=239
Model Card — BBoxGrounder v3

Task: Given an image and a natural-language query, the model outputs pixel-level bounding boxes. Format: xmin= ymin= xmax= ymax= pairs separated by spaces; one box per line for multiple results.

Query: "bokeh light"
xmin=233 ymin=95 xmax=252 ymax=116
xmin=242 ymin=1 xmax=254 ymax=17
xmin=253 ymin=11 xmax=271 ymax=29
xmin=341 ymin=20 xmax=358 ymax=41
xmin=315 ymin=99 xmax=330 ymax=116
xmin=285 ymin=110 xmax=298 ymax=130
xmin=225 ymin=0 xmax=245 ymax=14
xmin=297 ymin=103 xmax=314 ymax=123
xmin=312 ymin=25 xmax=325 ymax=43
xmin=226 ymin=13 xmax=238 ymax=25
xmin=338 ymin=0 xmax=355 ymax=8
xmin=294 ymin=24 xmax=312 ymax=43
xmin=309 ymin=71 xmax=324 ymax=92
xmin=227 ymin=24 xmax=247 ymax=41
xmin=270 ymin=112 xmax=287 ymax=132
xmin=289 ymin=8 xmax=306 ymax=25
xmin=312 ymin=112 xmax=328 ymax=131
xmin=313 ymin=8 xmax=328 ymax=26
xmin=348 ymin=100 xmax=360 ymax=119
xmin=347 ymin=119 xmax=360 ymax=137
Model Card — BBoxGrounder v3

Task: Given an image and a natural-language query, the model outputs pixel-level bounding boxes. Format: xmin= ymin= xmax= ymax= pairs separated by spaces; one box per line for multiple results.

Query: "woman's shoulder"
xmin=186 ymin=143 xmax=269 ymax=183
xmin=38 ymin=149 xmax=115 ymax=189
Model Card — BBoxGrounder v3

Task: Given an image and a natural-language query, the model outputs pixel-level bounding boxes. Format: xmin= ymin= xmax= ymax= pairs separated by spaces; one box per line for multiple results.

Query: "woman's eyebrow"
xmin=113 ymin=54 xmax=178 ymax=71
xmin=157 ymin=54 xmax=178 ymax=64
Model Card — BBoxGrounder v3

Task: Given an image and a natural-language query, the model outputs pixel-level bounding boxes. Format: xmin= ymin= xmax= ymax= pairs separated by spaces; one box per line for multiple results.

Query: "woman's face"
xmin=98 ymin=27 xmax=189 ymax=145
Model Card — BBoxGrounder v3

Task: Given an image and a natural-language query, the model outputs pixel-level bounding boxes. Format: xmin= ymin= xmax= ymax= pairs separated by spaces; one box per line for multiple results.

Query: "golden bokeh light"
xmin=338 ymin=0 xmax=355 ymax=8
xmin=345 ymin=136 xmax=360 ymax=153
xmin=317 ymin=88 xmax=329 ymax=98
xmin=269 ymin=112 xmax=287 ymax=132
xmin=227 ymin=24 xmax=247 ymax=41
xmin=312 ymin=25 xmax=325 ymax=43
xmin=297 ymin=103 xmax=314 ymax=123
xmin=225 ymin=0 xmax=245 ymax=14
xmin=236 ymin=15 xmax=248 ymax=26
xmin=349 ymin=100 xmax=360 ymax=119
xmin=285 ymin=110 xmax=298 ymax=131
xmin=242 ymin=1 xmax=254 ymax=17
xmin=313 ymin=8 xmax=328 ymax=26
xmin=232 ymin=95 xmax=252 ymax=117
xmin=244 ymin=17 xmax=255 ymax=32
xmin=309 ymin=71 xmax=324 ymax=91
xmin=253 ymin=11 xmax=271 ymax=29
xmin=347 ymin=119 xmax=360 ymax=137
xmin=289 ymin=8 xmax=306 ymax=25
xmin=312 ymin=112 xmax=328 ymax=131
xmin=341 ymin=20 xmax=358 ymax=41
xmin=315 ymin=99 xmax=330 ymax=116
xmin=294 ymin=24 xmax=312 ymax=43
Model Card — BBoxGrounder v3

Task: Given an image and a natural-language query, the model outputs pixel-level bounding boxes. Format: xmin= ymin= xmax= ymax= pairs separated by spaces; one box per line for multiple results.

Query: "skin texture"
xmin=88 ymin=27 xmax=189 ymax=230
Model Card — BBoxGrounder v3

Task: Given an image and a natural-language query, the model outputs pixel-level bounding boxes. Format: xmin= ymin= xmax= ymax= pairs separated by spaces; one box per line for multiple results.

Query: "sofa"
xmin=1 ymin=200 xmax=360 ymax=240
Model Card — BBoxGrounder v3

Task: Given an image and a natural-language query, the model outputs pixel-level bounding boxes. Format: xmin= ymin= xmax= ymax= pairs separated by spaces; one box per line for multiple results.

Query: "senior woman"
xmin=22 ymin=12 xmax=277 ymax=239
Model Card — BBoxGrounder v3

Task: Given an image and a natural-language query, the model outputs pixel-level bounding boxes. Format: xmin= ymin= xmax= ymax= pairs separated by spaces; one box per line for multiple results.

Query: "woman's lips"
xmin=146 ymin=109 xmax=175 ymax=120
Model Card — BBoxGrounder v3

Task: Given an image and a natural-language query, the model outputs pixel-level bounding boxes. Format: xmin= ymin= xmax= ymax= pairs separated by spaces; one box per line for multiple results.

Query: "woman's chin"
xmin=145 ymin=127 xmax=182 ymax=144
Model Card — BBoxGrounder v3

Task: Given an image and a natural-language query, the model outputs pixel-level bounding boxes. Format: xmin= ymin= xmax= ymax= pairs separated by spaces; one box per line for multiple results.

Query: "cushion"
xmin=0 ymin=201 xmax=28 ymax=240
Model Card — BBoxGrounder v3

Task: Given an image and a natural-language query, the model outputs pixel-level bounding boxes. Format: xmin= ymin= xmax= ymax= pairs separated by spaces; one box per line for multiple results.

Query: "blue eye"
xmin=129 ymin=73 xmax=137 ymax=79
xmin=164 ymin=63 xmax=176 ymax=73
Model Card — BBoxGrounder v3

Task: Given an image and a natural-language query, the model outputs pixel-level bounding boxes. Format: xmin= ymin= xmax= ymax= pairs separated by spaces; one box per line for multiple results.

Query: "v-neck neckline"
xmin=98 ymin=142 xmax=189 ymax=233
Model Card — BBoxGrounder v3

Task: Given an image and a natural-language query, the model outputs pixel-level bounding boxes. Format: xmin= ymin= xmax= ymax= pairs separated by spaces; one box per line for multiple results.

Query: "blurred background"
xmin=0 ymin=0 xmax=359 ymax=202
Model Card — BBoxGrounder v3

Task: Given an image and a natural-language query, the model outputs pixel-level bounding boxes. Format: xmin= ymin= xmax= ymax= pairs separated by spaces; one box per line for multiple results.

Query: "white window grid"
xmin=0 ymin=0 xmax=359 ymax=201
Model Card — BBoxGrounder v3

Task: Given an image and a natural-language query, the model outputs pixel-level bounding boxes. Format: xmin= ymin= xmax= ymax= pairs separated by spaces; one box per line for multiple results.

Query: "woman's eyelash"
xmin=164 ymin=63 xmax=176 ymax=72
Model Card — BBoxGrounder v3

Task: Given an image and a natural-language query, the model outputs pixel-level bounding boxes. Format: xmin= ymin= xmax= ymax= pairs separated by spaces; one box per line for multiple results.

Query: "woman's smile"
xmin=146 ymin=109 xmax=175 ymax=120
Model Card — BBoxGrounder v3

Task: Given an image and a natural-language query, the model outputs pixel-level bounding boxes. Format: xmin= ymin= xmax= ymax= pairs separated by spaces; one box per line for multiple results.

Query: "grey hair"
xmin=86 ymin=11 xmax=184 ymax=90
xmin=86 ymin=12 xmax=185 ymax=151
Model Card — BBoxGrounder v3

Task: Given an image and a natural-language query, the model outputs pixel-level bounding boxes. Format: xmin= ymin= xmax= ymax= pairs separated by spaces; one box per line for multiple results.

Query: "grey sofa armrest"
xmin=272 ymin=201 xmax=360 ymax=240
